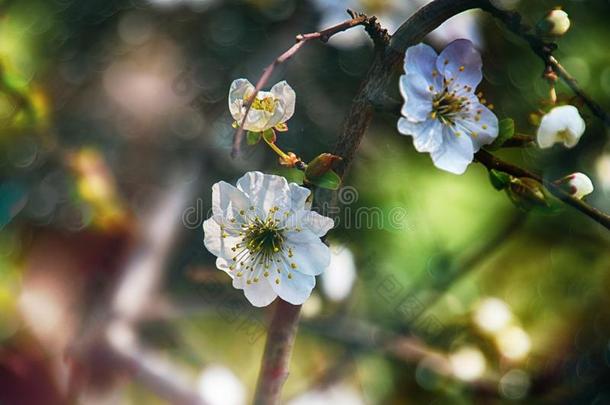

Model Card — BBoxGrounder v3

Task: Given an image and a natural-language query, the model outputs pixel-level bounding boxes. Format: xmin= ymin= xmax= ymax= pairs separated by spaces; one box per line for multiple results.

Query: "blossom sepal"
xmin=506 ymin=177 xmax=561 ymax=213
xmin=247 ymin=131 xmax=262 ymax=145
xmin=304 ymin=153 xmax=343 ymax=190
xmin=488 ymin=169 xmax=512 ymax=191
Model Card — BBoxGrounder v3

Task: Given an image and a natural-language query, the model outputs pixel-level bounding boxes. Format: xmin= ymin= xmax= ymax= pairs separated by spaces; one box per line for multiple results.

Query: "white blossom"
xmin=397 ymin=39 xmax=499 ymax=174
xmin=228 ymin=79 xmax=295 ymax=133
xmin=203 ymin=171 xmax=334 ymax=307
xmin=536 ymin=105 xmax=585 ymax=149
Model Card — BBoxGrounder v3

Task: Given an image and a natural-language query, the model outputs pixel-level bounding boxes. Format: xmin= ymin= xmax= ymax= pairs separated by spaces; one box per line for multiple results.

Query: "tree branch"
xmin=475 ymin=149 xmax=610 ymax=229
xmin=253 ymin=300 xmax=301 ymax=405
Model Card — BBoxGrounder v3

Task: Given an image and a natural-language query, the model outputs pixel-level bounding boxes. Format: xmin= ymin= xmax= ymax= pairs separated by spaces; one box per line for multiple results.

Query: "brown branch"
xmin=253 ymin=300 xmax=301 ymax=405
xmin=475 ymin=149 xmax=610 ymax=229
xmin=231 ymin=13 xmax=371 ymax=158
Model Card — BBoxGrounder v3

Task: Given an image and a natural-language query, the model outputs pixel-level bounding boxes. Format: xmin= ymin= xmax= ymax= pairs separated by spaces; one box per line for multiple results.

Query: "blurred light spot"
xmin=197 ymin=364 xmax=246 ymax=405
xmin=473 ymin=297 xmax=512 ymax=334
xmin=595 ymin=153 xmax=610 ymax=192
xmin=415 ymin=355 xmax=448 ymax=390
xmin=322 ymin=245 xmax=356 ymax=302
xmin=495 ymin=326 xmax=531 ymax=361
xmin=499 ymin=369 xmax=530 ymax=400
xmin=8 ymin=137 xmax=38 ymax=168
xmin=301 ymin=292 xmax=322 ymax=318
xmin=107 ymin=320 xmax=136 ymax=352
xmin=562 ymin=57 xmax=590 ymax=87
xmin=599 ymin=68 xmax=610 ymax=95
xmin=288 ymin=383 xmax=364 ymax=405
xmin=118 ymin=12 xmax=155 ymax=46
xmin=490 ymin=0 xmax=521 ymax=9
xmin=449 ymin=346 xmax=486 ymax=382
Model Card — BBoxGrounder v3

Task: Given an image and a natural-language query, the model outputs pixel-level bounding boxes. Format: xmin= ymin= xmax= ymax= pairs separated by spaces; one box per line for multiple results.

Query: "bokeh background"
xmin=1 ymin=0 xmax=610 ymax=403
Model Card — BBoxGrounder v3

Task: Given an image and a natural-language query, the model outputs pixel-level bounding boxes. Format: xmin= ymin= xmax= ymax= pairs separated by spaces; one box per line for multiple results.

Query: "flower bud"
xmin=506 ymin=177 xmax=548 ymax=211
xmin=304 ymin=153 xmax=342 ymax=178
xmin=554 ymin=172 xmax=594 ymax=199
xmin=536 ymin=8 xmax=571 ymax=38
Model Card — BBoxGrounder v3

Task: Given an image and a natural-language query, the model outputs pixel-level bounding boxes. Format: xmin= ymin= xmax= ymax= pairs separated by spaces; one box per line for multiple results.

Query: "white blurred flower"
xmin=473 ymin=297 xmax=512 ymax=334
xmin=397 ymin=39 xmax=498 ymax=174
xmin=495 ymin=326 xmax=531 ymax=361
xmin=449 ymin=346 xmax=486 ymax=382
xmin=198 ymin=365 xmax=246 ymax=405
xmin=203 ymin=171 xmax=334 ymax=307
xmin=545 ymin=9 xmax=571 ymax=36
xmin=228 ymin=79 xmax=295 ymax=132
xmin=595 ymin=154 xmax=610 ymax=192
xmin=288 ymin=383 xmax=365 ymax=405
xmin=322 ymin=245 xmax=356 ymax=302
xmin=536 ymin=105 xmax=585 ymax=149
xmin=556 ymin=172 xmax=594 ymax=199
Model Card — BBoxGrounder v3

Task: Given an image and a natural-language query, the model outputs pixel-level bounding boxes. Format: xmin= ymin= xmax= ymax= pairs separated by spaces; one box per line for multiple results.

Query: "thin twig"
xmin=474 ymin=149 xmax=610 ymax=229
xmin=231 ymin=14 xmax=370 ymax=158
xmin=479 ymin=1 xmax=610 ymax=128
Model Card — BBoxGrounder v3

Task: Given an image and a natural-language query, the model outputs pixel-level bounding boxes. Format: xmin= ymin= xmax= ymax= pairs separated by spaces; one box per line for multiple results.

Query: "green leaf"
xmin=306 ymin=170 xmax=341 ymax=190
xmin=488 ymin=169 xmax=511 ymax=191
xmin=487 ymin=118 xmax=515 ymax=150
xmin=247 ymin=131 xmax=261 ymax=145
xmin=262 ymin=128 xmax=276 ymax=143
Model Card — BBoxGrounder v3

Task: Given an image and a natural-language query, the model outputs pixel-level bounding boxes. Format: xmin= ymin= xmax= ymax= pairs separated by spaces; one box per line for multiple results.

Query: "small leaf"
xmin=247 ymin=131 xmax=261 ymax=145
xmin=488 ymin=118 xmax=515 ymax=150
xmin=262 ymin=128 xmax=276 ymax=143
xmin=306 ymin=170 xmax=341 ymax=190
xmin=489 ymin=169 xmax=511 ymax=191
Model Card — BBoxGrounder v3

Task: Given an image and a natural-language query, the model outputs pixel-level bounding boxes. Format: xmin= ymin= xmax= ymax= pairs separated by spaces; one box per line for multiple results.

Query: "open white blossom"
xmin=398 ymin=39 xmax=499 ymax=174
xmin=203 ymin=171 xmax=334 ymax=307
xmin=228 ymin=79 xmax=295 ymax=133
xmin=536 ymin=105 xmax=585 ymax=149
xmin=559 ymin=172 xmax=594 ymax=199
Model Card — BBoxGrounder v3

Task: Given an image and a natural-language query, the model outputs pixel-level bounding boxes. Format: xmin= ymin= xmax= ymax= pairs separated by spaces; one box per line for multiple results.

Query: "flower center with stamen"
xmin=431 ymin=88 xmax=468 ymax=125
xmin=243 ymin=216 xmax=284 ymax=257
xmin=250 ymin=96 xmax=277 ymax=113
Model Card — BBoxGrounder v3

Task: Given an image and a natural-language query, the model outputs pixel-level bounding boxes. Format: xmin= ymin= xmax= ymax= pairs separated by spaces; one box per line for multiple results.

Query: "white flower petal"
xmin=212 ymin=181 xmax=250 ymax=217
xmin=404 ymin=42 xmax=439 ymax=83
xmin=430 ymin=126 xmax=475 ymax=174
xmin=436 ymin=39 xmax=482 ymax=89
xmin=203 ymin=218 xmax=241 ymax=259
xmin=243 ymin=279 xmax=278 ymax=307
xmin=397 ymin=117 xmax=444 ymax=153
xmin=271 ymin=265 xmax=316 ymax=305
xmin=536 ymin=105 xmax=585 ymax=149
xmin=286 ymin=238 xmax=331 ymax=276
xmin=456 ymin=103 xmax=499 ymax=149
xmin=228 ymin=79 xmax=254 ymax=122
xmin=271 ymin=81 xmax=296 ymax=123
xmin=294 ymin=211 xmax=334 ymax=237
xmin=289 ymin=183 xmax=311 ymax=211
xmin=399 ymin=73 xmax=434 ymax=122
xmin=236 ymin=171 xmax=290 ymax=213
